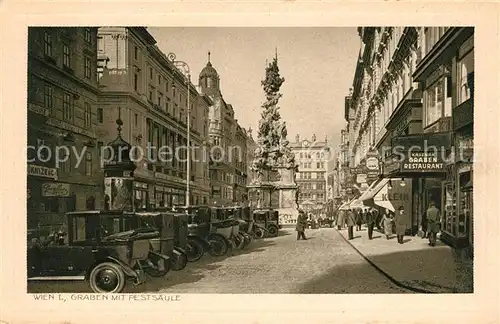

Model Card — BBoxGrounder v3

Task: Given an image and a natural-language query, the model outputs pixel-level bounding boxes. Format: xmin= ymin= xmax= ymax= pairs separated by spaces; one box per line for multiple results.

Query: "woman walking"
xmin=380 ymin=209 xmax=394 ymax=240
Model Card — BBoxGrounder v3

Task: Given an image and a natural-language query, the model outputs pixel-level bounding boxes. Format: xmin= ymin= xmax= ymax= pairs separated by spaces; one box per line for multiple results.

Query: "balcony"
xmin=424 ymin=116 xmax=452 ymax=134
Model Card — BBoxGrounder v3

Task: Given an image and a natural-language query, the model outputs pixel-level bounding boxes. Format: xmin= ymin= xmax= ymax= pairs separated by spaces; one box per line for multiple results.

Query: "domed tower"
xmin=198 ymin=51 xmax=220 ymax=97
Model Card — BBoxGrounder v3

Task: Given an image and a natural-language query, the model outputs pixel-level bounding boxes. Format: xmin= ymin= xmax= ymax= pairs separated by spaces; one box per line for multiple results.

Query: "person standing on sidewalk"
xmin=355 ymin=209 xmax=363 ymax=231
xmin=296 ymin=209 xmax=308 ymax=240
xmin=395 ymin=206 xmax=407 ymax=244
xmin=380 ymin=209 xmax=393 ymax=240
xmin=365 ymin=208 xmax=376 ymax=240
xmin=426 ymin=201 xmax=441 ymax=246
xmin=346 ymin=209 xmax=356 ymax=240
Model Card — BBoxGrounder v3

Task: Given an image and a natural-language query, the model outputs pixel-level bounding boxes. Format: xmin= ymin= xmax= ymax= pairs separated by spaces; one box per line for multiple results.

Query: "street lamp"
xmin=168 ymin=52 xmax=191 ymax=208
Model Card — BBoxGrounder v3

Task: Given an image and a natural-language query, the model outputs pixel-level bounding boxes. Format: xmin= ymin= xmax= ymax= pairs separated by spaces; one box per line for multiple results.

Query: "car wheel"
xmin=89 ymin=262 xmax=126 ymax=293
xmin=186 ymin=239 xmax=204 ymax=262
xmin=267 ymin=225 xmax=279 ymax=237
xmin=208 ymin=234 xmax=228 ymax=257
xmin=253 ymin=227 xmax=265 ymax=239
xmin=171 ymin=250 xmax=188 ymax=271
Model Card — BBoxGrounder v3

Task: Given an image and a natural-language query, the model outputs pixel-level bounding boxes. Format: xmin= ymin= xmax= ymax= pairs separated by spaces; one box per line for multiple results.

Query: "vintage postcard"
xmin=0 ymin=1 xmax=498 ymax=323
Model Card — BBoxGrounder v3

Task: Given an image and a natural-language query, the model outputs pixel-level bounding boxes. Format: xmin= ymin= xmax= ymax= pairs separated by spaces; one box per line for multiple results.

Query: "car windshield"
xmin=254 ymin=212 xmax=267 ymax=221
xmin=136 ymin=215 xmax=157 ymax=229
xmin=100 ymin=216 xmax=122 ymax=237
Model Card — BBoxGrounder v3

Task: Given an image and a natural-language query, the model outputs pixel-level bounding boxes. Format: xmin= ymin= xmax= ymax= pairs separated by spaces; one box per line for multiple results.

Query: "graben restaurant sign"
xmin=401 ymin=151 xmax=445 ymax=172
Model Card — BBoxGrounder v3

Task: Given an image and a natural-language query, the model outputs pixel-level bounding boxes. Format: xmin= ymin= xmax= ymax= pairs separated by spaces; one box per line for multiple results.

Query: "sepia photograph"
xmin=25 ymin=26 xmax=474 ymax=295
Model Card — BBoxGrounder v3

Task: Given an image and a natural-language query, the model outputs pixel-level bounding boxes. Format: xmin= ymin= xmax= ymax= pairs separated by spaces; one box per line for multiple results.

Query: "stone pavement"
xmin=336 ymin=226 xmax=474 ymax=293
xmin=28 ymin=228 xmax=410 ymax=294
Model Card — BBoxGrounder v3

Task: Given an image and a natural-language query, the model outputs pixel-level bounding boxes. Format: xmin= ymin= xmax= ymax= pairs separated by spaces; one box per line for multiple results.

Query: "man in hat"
xmin=426 ymin=201 xmax=441 ymax=246
xmin=296 ymin=209 xmax=308 ymax=240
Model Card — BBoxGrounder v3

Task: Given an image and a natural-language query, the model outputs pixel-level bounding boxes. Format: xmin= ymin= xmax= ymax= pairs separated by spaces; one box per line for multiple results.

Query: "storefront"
xmin=381 ymin=132 xmax=451 ymax=235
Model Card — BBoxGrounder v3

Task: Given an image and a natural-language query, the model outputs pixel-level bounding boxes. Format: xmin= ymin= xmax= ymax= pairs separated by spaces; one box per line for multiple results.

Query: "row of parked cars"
xmin=27 ymin=205 xmax=281 ymax=293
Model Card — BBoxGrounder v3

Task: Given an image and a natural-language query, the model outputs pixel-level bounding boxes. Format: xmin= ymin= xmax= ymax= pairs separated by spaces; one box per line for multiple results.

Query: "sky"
xmin=149 ymin=27 xmax=360 ymax=170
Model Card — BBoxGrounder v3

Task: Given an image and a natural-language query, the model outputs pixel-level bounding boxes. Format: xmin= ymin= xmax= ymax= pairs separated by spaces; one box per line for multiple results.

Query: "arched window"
xmin=207 ymin=77 xmax=213 ymax=88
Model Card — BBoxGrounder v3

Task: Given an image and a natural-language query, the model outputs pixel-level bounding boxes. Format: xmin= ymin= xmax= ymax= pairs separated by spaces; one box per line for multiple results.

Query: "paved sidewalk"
xmin=336 ymin=226 xmax=474 ymax=293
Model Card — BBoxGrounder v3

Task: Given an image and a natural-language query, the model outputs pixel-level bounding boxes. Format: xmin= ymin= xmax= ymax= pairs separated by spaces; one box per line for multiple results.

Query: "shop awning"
xmin=373 ymin=181 xmax=395 ymax=212
xmin=349 ymin=199 xmax=365 ymax=209
xmin=361 ymin=178 xmax=391 ymax=201
xmin=338 ymin=200 xmax=352 ymax=211
xmin=358 ymin=179 xmax=383 ymax=202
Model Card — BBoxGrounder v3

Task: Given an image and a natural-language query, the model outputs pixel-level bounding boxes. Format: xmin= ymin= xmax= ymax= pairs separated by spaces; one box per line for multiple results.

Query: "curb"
xmin=335 ymin=228 xmax=436 ymax=294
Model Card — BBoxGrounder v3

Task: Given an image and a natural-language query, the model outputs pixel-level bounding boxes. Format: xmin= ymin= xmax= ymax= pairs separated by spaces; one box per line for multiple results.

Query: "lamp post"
xmin=168 ymin=52 xmax=191 ymax=208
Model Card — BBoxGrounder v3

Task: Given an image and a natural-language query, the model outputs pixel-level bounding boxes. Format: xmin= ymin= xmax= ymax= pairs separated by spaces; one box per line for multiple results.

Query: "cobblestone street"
xmin=28 ymin=228 xmax=410 ymax=294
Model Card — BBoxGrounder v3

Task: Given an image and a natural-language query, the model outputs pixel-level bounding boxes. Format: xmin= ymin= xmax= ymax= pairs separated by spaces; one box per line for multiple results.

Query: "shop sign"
xmin=46 ymin=117 xmax=94 ymax=138
xmin=401 ymin=151 xmax=445 ymax=172
xmin=356 ymin=174 xmax=367 ymax=184
xmin=28 ymin=164 xmax=58 ymax=180
xmin=42 ymin=183 xmax=70 ymax=197
xmin=366 ymin=157 xmax=379 ymax=171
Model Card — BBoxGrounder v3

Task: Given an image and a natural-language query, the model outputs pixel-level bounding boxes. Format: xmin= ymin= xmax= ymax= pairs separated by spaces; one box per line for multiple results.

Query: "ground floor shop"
xmin=27 ymin=174 xmax=102 ymax=232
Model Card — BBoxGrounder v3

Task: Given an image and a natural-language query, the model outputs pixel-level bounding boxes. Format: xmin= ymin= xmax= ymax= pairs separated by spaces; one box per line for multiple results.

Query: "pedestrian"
xmin=420 ymin=210 xmax=428 ymax=239
xmin=296 ymin=209 xmax=308 ymax=240
xmin=346 ymin=209 xmax=356 ymax=240
xmin=355 ymin=209 xmax=363 ymax=231
xmin=337 ymin=209 xmax=346 ymax=230
xmin=380 ymin=208 xmax=393 ymax=240
xmin=426 ymin=201 xmax=441 ymax=246
xmin=366 ymin=208 xmax=376 ymax=240
xmin=395 ymin=206 xmax=407 ymax=244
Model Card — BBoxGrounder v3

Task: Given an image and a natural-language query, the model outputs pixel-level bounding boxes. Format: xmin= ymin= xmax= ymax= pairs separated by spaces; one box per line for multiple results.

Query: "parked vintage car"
xmin=253 ymin=208 xmax=280 ymax=237
xmin=27 ymin=210 xmax=170 ymax=293
xmin=174 ymin=205 xmax=229 ymax=257
xmin=133 ymin=211 xmax=188 ymax=273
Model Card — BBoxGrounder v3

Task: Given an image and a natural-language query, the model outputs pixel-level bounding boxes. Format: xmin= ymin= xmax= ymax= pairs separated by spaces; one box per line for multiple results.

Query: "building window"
xmin=424 ymin=78 xmax=444 ymax=127
xmin=63 ymin=44 xmax=71 ymax=68
xmin=158 ymin=75 xmax=162 ymax=85
xmin=60 ymin=149 xmax=71 ymax=173
xmin=134 ymin=73 xmax=138 ymax=92
xmin=84 ymin=57 xmax=91 ymax=79
xmin=63 ymin=93 xmax=73 ymax=121
xmin=158 ymin=93 xmax=162 ymax=106
xmin=84 ymin=102 xmax=91 ymax=128
xmin=457 ymin=47 xmax=474 ymax=105
xmin=84 ymin=28 xmax=92 ymax=43
xmin=97 ymin=108 xmax=103 ymax=123
xmin=149 ymin=67 xmax=153 ymax=80
xmin=316 ymin=162 xmax=320 ymax=168
xmin=149 ymin=90 xmax=153 ymax=102
xmin=44 ymin=31 xmax=52 ymax=57
xmin=97 ymin=141 xmax=104 ymax=156
xmin=44 ymin=85 xmax=53 ymax=110
xmin=135 ymin=113 xmax=138 ymax=126
xmin=134 ymin=46 xmax=138 ymax=60
xmin=97 ymin=36 xmax=104 ymax=52
xmin=85 ymin=151 xmax=92 ymax=176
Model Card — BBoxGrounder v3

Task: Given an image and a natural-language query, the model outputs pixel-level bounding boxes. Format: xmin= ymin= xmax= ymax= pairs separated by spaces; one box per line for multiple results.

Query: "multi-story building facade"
xmin=27 ymin=27 xmax=102 ymax=232
xmin=198 ymin=55 xmax=251 ymax=205
xmin=341 ymin=27 xmax=473 ymax=252
xmin=96 ymin=27 xmax=211 ymax=209
xmin=290 ymin=134 xmax=330 ymax=216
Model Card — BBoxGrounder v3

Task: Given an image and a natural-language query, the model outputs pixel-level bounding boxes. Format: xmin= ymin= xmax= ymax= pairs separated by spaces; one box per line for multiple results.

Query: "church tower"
xmin=198 ymin=51 xmax=220 ymax=97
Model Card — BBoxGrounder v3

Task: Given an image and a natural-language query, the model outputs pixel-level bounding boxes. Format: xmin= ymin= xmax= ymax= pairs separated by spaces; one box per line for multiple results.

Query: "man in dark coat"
xmin=395 ymin=206 xmax=408 ymax=244
xmin=366 ymin=208 xmax=376 ymax=240
xmin=426 ymin=201 xmax=441 ymax=246
xmin=296 ymin=209 xmax=308 ymax=240
xmin=346 ymin=209 xmax=356 ymax=240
